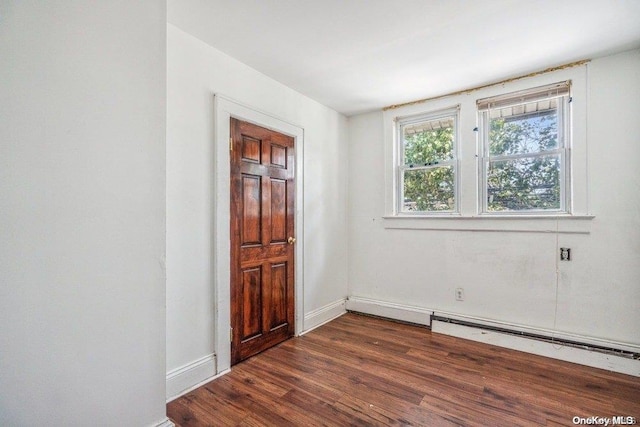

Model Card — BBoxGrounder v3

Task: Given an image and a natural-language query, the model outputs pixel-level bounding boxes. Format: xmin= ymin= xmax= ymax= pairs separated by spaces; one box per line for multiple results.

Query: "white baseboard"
xmin=166 ymin=353 xmax=221 ymax=402
xmin=345 ymin=296 xmax=433 ymax=326
xmin=432 ymin=319 xmax=640 ymax=377
xmin=303 ymin=298 xmax=346 ymax=333
xmin=153 ymin=418 xmax=175 ymax=427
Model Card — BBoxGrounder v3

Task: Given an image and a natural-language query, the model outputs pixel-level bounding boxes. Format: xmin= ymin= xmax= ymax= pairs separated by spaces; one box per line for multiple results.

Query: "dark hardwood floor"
xmin=167 ymin=313 xmax=640 ymax=426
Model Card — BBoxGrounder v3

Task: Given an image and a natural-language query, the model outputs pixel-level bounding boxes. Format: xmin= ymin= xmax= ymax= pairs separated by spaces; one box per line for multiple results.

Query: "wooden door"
xmin=230 ymin=118 xmax=295 ymax=365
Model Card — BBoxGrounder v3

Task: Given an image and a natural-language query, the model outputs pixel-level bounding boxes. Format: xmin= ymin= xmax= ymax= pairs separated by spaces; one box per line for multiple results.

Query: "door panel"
xmin=270 ymin=179 xmax=287 ymax=243
xmin=241 ymin=136 xmax=261 ymax=163
xmin=241 ymin=175 xmax=262 ymax=245
xmin=241 ymin=266 xmax=262 ymax=340
xmin=230 ymin=118 xmax=295 ymax=365
xmin=270 ymin=144 xmax=287 ymax=168
xmin=270 ymin=262 xmax=288 ymax=329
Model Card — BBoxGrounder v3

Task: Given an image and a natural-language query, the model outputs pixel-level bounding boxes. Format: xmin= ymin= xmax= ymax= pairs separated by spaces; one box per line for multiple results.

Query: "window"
xmin=384 ymin=68 xmax=589 ymax=230
xmin=478 ymin=82 xmax=571 ymax=213
xmin=396 ymin=107 xmax=459 ymax=214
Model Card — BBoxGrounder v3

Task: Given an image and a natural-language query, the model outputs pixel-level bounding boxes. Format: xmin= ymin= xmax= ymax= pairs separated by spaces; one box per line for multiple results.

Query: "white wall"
xmin=166 ymin=24 xmax=348 ymax=392
xmin=348 ymin=49 xmax=640 ymax=348
xmin=0 ymin=2 xmax=167 ymax=426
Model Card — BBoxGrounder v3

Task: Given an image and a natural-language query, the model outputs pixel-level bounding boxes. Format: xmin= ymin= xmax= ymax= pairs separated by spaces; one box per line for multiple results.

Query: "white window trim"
xmin=478 ymin=85 xmax=572 ymax=215
xmin=395 ymin=106 xmax=460 ymax=215
xmin=382 ymin=65 xmax=593 ymax=233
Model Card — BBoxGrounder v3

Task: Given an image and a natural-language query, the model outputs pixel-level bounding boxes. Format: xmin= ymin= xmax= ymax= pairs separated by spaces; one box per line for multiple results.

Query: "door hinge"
xmin=230 ymin=327 xmax=233 ymax=343
xmin=229 ymin=137 xmax=233 ymax=152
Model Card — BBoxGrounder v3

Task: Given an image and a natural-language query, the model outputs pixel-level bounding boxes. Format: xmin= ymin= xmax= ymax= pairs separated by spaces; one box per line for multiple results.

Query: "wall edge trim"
xmin=303 ymin=298 xmax=347 ymax=334
xmin=166 ymin=354 xmax=222 ymax=402
xmin=345 ymin=296 xmax=433 ymax=326
xmin=154 ymin=418 xmax=176 ymax=427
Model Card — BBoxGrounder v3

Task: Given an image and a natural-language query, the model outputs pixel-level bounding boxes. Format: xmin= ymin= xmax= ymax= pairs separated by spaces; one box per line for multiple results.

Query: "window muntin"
xmin=479 ymin=82 xmax=570 ymax=213
xmin=397 ymin=108 xmax=459 ymax=213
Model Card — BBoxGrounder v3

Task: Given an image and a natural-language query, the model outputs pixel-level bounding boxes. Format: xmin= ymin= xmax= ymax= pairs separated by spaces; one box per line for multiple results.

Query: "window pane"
xmin=403 ymin=166 xmax=455 ymax=212
xmin=489 ymin=107 xmax=558 ymax=156
xmin=403 ymin=117 xmax=454 ymax=165
xmin=487 ymin=155 xmax=561 ymax=211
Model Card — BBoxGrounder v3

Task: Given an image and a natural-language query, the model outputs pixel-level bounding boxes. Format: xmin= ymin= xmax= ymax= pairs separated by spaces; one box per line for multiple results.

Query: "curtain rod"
xmin=383 ymin=59 xmax=591 ymax=111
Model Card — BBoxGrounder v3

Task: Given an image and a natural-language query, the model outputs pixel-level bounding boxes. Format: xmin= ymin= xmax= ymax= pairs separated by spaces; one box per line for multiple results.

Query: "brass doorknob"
xmin=287 ymin=236 xmax=296 ymax=245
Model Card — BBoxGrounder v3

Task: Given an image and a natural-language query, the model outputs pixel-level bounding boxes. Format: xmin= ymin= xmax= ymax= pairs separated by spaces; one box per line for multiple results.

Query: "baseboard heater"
xmin=431 ymin=315 xmax=640 ymax=360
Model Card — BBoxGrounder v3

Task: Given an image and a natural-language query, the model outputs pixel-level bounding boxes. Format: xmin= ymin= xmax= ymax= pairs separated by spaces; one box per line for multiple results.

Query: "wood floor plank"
xmin=167 ymin=313 xmax=640 ymax=426
xmin=336 ymin=392 xmax=463 ymax=427
xmin=251 ymin=354 xmax=345 ymax=404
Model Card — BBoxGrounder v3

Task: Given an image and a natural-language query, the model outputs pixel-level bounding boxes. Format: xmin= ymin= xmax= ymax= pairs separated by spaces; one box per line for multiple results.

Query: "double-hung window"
xmin=397 ymin=107 xmax=459 ymax=214
xmin=478 ymin=82 xmax=571 ymax=213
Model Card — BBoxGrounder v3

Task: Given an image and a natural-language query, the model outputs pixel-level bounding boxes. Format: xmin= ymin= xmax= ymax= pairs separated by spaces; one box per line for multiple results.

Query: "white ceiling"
xmin=168 ymin=0 xmax=640 ymax=116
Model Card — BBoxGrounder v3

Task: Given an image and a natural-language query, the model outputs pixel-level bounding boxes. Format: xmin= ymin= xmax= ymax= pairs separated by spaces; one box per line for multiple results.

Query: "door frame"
xmin=213 ymin=95 xmax=304 ymax=374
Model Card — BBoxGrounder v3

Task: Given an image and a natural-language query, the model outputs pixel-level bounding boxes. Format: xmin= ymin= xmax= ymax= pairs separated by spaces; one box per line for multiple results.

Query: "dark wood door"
xmin=230 ymin=118 xmax=295 ymax=365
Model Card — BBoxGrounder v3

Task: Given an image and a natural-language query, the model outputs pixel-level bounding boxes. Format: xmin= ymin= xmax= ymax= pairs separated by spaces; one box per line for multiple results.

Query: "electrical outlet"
xmin=560 ymin=247 xmax=571 ymax=261
xmin=455 ymin=288 xmax=465 ymax=301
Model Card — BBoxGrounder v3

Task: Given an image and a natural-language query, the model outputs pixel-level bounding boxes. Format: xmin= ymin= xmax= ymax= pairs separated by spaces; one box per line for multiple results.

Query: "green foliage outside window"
xmin=487 ymin=110 xmax=560 ymax=211
xmin=400 ymin=108 xmax=562 ymax=213
xmin=402 ymin=126 xmax=455 ymax=212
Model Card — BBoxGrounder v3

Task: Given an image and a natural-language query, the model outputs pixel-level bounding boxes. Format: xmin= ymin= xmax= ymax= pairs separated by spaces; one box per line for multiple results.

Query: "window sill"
xmin=381 ymin=214 xmax=595 ymax=233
